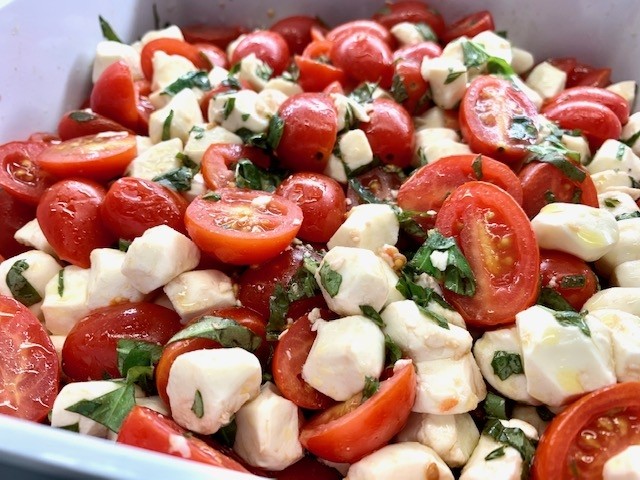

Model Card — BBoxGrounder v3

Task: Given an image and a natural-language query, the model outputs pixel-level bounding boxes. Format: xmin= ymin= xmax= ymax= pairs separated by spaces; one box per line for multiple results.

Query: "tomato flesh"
xmin=0 ymin=141 xmax=55 ymax=206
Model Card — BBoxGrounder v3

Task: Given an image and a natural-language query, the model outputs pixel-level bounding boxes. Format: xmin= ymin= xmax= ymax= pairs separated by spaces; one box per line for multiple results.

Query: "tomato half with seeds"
xmin=140 ymin=38 xmax=211 ymax=80
xmin=200 ymin=143 xmax=271 ymax=190
xmin=373 ymin=1 xmax=445 ymax=38
xmin=0 ymin=295 xmax=60 ymax=422
xmin=435 ymin=181 xmax=540 ymax=328
xmin=441 ymin=10 xmax=495 ymax=44
xmin=539 ymin=250 xmax=599 ymax=311
xmin=532 ymin=382 xmax=640 ymax=480
xmin=185 ymin=188 xmax=303 ymax=265
xmin=0 ymin=141 xmax=55 ymax=205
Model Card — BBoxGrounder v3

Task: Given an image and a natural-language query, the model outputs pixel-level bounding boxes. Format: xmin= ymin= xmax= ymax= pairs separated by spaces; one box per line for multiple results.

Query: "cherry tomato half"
xmin=270 ymin=15 xmax=326 ymax=55
xmin=543 ymin=86 xmax=629 ymax=125
xmin=373 ymin=1 xmax=445 ymax=39
xmin=140 ymin=38 xmax=212 ymax=81
xmin=0 ymin=141 xmax=55 ymax=205
xmin=230 ymin=30 xmax=290 ymax=75
xmin=441 ymin=10 xmax=495 ymax=44
xmin=325 ymin=20 xmax=393 ymax=46
xmin=200 ymin=143 xmax=271 ymax=190
xmin=330 ymin=33 xmax=394 ymax=89
xmin=539 ymin=250 xmax=599 ymax=311
xmin=57 ymin=110 xmax=132 ymax=141
xmin=90 ymin=61 xmax=139 ymax=130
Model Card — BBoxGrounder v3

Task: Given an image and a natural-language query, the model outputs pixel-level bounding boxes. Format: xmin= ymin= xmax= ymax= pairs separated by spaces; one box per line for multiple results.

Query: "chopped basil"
xmin=267 ymin=284 xmax=291 ymax=341
xmin=255 ymin=63 xmax=273 ymax=81
xmin=213 ymin=419 xmax=237 ymax=447
xmin=484 ymin=392 xmax=508 ymax=420
xmin=168 ymin=316 xmax=262 ymax=352
xmin=560 ymin=274 xmax=586 ymax=289
xmin=508 ymin=115 xmax=538 ymax=142
xmin=537 ymin=287 xmax=575 ymax=312
xmin=536 ymin=405 xmax=556 ymax=422
xmin=281 ymin=63 xmax=300 ymax=83
xmin=384 ymin=334 xmax=403 ymax=367
xmin=223 ymin=97 xmax=236 ymax=120
xmin=483 ymin=418 xmax=537 ymax=474
xmin=552 ymin=309 xmax=591 ymax=337
xmin=221 ymin=76 xmax=241 ymax=90
xmin=6 ymin=260 xmax=42 ymax=307
xmin=622 ymin=130 xmax=640 ymax=148
xmin=391 ymin=73 xmax=409 ymax=104
xmin=118 ymin=238 xmax=132 ymax=252
xmin=472 ymin=154 xmax=483 ymax=180
xmin=234 ymin=128 xmax=269 ymax=149
xmin=604 ymin=197 xmax=621 ymax=209
xmin=486 ymin=56 xmax=515 ymax=76
xmin=362 ymin=376 xmax=380 ymax=402
xmin=241 ymin=113 xmax=250 ymax=121
xmin=359 ymin=305 xmax=385 ymax=328
xmin=485 ymin=446 xmax=506 ymax=461
xmin=418 ymin=305 xmax=450 ymax=329
xmin=162 ymin=71 xmax=211 ymax=96
xmin=491 ymin=351 xmax=524 ymax=381
xmin=58 ymin=423 xmax=80 ymax=433
xmin=444 ymin=69 xmax=465 ymax=85
xmin=526 ymin=144 xmax=585 ymax=182
xmin=235 ymin=158 xmax=281 ymax=192
xmin=395 ymin=271 xmax=453 ymax=311
xmin=98 ymin=15 xmax=122 ymax=43
xmin=616 ymin=211 xmax=640 ymax=221
xmin=349 ymin=82 xmax=379 ymax=104
xmin=191 ymin=390 xmax=205 ymax=418
xmin=228 ymin=62 xmax=241 ymax=76
xmin=152 ymin=166 xmax=194 ymax=192
xmin=630 ymin=176 xmax=640 ymax=189
xmin=616 ymin=143 xmax=627 ymax=161
xmin=161 ymin=109 xmax=174 ymax=141
xmin=69 ymin=110 xmax=96 ymax=123
xmin=57 ymin=269 xmax=65 ymax=297
xmin=319 ymin=262 xmax=342 ymax=297
xmin=116 ymin=339 xmax=162 ymax=394
xmin=66 ymin=383 xmax=136 ymax=433
xmin=202 ymin=191 xmax=221 ymax=201
xmin=266 ymin=113 xmax=285 ymax=149
xmin=462 ymin=41 xmax=489 ymax=69
xmin=189 ymin=125 xmax=205 ymax=140
xmin=414 ymin=22 xmax=438 ymax=42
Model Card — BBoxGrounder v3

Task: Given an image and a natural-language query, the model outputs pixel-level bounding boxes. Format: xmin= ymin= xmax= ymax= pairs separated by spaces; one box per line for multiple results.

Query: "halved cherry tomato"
xmin=0 ymin=140 xmax=55 ymax=205
xmin=392 ymin=60 xmax=431 ymax=115
xmin=100 ymin=177 xmax=188 ymax=240
xmin=346 ymin=166 xmax=403 ymax=207
xmin=185 ymin=188 xmax=303 ymax=265
xmin=0 ymin=188 xmax=35 ymax=258
xmin=460 ymin=75 xmax=539 ymax=168
xmin=373 ymin=1 xmax=445 ymax=38
xmin=28 ymin=132 xmax=61 ymax=145
xmin=193 ymin=42 xmax=228 ymax=68
xmin=441 ymin=10 xmax=495 ymax=44
xmin=300 ymin=361 xmax=416 ymax=463
xmin=182 ymin=24 xmax=246 ymax=49
xmin=569 ymin=64 xmax=611 ymax=88
xmin=435 ymin=181 xmax=540 ymax=328
xmin=36 ymin=132 xmax=137 ymax=181
xmin=200 ymin=143 xmax=271 ymax=190
xmin=295 ymin=55 xmax=347 ymax=93
xmin=326 ymin=20 xmax=393 ymax=46
xmin=274 ymin=455 xmax=342 ymax=480
xmin=57 ymin=110 xmax=132 ymax=141
xmin=392 ymin=41 xmax=442 ymax=64
xmin=62 ymin=302 xmax=182 ymax=382
xmin=518 ymin=161 xmax=599 ymax=218
xmin=118 ymin=406 xmax=250 ymax=472
xmin=330 ymin=33 xmax=394 ymax=88
xmin=532 ymin=382 xmax=640 ymax=480
xmin=271 ymin=15 xmax=327 ymax=55
xmin=543 ymin=86 xmax=629 ymax=125
xmin=141 ymin=38 xmax=212 ymax=80
xmin=0 ymin=295 xmax=60 ymax=422
xmin=539 ymin=250 xmax=599 ymax=311
xmin=36 ymin=178 xmax=115 ymax=268
xmin=90 ymin=61 xmax=139 ymax=130
xmin=229 ymin=30 xmax=290 ymax=75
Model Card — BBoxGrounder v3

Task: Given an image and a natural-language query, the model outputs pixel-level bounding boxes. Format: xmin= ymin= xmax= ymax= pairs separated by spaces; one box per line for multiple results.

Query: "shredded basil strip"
xmin=213 ymin=419 xmax=237 ymax=447
xmin=484 ymin=392 xmax=508 ymax=420
xmin=414 ymin=22 xmax=437 ymax=42
xmin=116 ymin=339 xmax=162 ymax=378
xmin=267 ymin=284 xmax=290 ymax=341
xmin=162 ymin=70 xmax=212 ymax=96
xmin=348 ymin=82 xmax=379 ymax=104
xmin=162 ymin=109 xmax=174 ymax=141
xmin=616 ymin=211 xmax=640 ymax=221
xmin=418 ymin=305 xmax=450 ymax=329
xmin=235 ymin=128 xmax=269 ymax=149
xmin=483 ymin=418 xmax=537 ymax=473
xmin=99 ymin=15 xmax=123 ymax=43
xmin=391 ymin=73 xmax=409 ymax=104
xmin=616 ymin=143 xmax=626 ymax=161
xmin=395 ymin=270 xmax=453 ymax=311
xmin=444 ymin=69 xmax=465 ymax=85
xmin=485 ymin=446 xmax=506 ymax=461
xmin=223 ymin=97 xmax=236 ymax=120
xmin=604 ymin=197 xmax=621 ymax=209
xmin=266 ymin=114 xmax=285 ymax=149
xmin=526 ymin=132 xmax=586 ymax=182
xmin=191 ymin=390 xmax=205 ymax=418
xmin=462 ymin=41 xmax=489 ymax=69
xmin=235 ymin=158 xmax=281 ymax=192
xmin=66 ymin=383 xmax=136 ymax=433
xmin=552 ymin=309 xmax=591 ymax=337
xmin=359 ymin=305 xmax=385 ymax=328
xmin=57 ymin=269 xmax=65 ymax=297
xmin=118 ymin=238 xmax=132 ymax=252
xmin=319 ymin=262 xmax=342 ymax=298
xmin=384 ymin=334 xmax=403 ymax=367
xmin=152 ymin=166 xmax=194 ymax=192
xmin=168 ymin=316 xmax=262 ymax=352
xmin=362 ymin=376 xmax=380 ymax=402
xmin=560 ymin=274 xmax=586 ymax=289
xmin=189 ymin=125 xmax=205 ymax=140
xmin=202 ymin=191 xmax=221 ymax=201
xmin=537 ymin=287 xmax=576 ymax=312
xmin=472 ymin=154 xmax=484 ymax=180
xmin=622 ymin=130 xmax=640 ymax=148
xmin=69 ymin=110 xmax=97 ymax=123
xmin=6 ymin=260 xmax=42 ymax=307
xmin=255 ymin=62 xmax=273 ymax=81
xmin=491 ymin=351 xmax=524 ymax=381
xmin=58 ymin=423 xmax=80 ymax=433
xmin=508 ymin=115 xmax=538 ymax=141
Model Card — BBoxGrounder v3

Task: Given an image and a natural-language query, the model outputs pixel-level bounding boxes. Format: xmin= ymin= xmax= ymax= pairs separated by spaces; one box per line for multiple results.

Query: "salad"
xmin=1 ymin=1 xmax=640 ymax=478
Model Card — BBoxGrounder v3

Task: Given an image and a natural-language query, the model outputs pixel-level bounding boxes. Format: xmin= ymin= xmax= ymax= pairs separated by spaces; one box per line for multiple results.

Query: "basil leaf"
xmin=491 ymin=351 xmax=524 ymax=381
xmin=616 ymin=143 xmax=626 ymax=161
xmin=191 ymin=390 xmax=205 ymax=418
xmin=486 ymin=56 xmax=516 ymax=76
xmin=118 ymin=238 xmax=132 ymax=252
xmin=384 ymin=334 xmax=403 ymax=367
xmin=213 ymin=419 xmax=237 ymax=447
xmin=472 ymin=154 xmax=483 ymax=180
xmin=560 ymin=274 xmax=586 ymax=289
xmin=508 ymin=115 xmax=538 ymax=142
xmin=152 ymin=166 xmax=194 ymax=192
xmin=418 ymin=305 xmax=450 ymax=329
xmin=445 ymin=69 xmax=465 ymax=85
xmin=553 ymin=310 xmax=591 ymax=337
xmin=116 ymin=339 xmax=162 ymax=378
xmin=483 ymin=418 xmax=537 ymax=473
xmin=57 ymin=269 xmax=65 ymax=297
xmin=98 ymin=15 xmax=122 ymax=43
xmin=485 ymin=446 xmax=506 ymax=461
xmin=235 ymin=158 xmax=281 ymax=192
xmin=537 ymin=287 xmax=576 ymax=312
xmin=162 ymin=70 xmax=211 ymax=96
xmin=348 ymin=82 xmax=379 ymax=104
xmin=395 ymin=270 xmax=453 ymax=311
xmin=414 ymin=22 xmax=437 ymax=42
xmin=526 ymin=133 xmax=586 ymax=182
xmin=168 ymin=316 xmax=262 ymax=351
xmin=484 ymin=392 xmax=508 ymax=420
xmin=362 ymin=376 xmax=380 ymax=402
xmin=202 ymin=191 xmax=221 ymax=201
xmin=161 ymin=109 xmax=174 ymax=141
xmin=267 ymin=283 xmax=290 ymax=341
xmin=622 ymin=130 xmax=640 ymax=148
xmin=319 ymin=262 xmax=342 ymax=297
xmin=66 ymin=383 xmax=136 ymax=433
xmin=267 ymin=114 xmax=285 ymax=150
xmin=616 ymin=211 xmax=640 ymax=221
xmin=462 ymin=41 xmax=489 ymax=69
xmin=536 ymin=405 xmax=556 ymax=422
xmin=391 ymin=73 xmax=409 ymax=104
xmin=234 ymin=128 xmax=269 ymax=149
xmin=58 ymin=423 xmax=80 ymax=433
xmin=603 ymin=198 xmax=621 ymax=209
xmin=69 ymin=110 xmax=96 ymax=123
xmin=255 ymin=63 xmax=273 ymax=81
xmin=6 ymin=260 xmax=42 ymax=307
xmin=359 ymin=305 xmax=385 ymax=328
xmin=189 ymin=125 xmax=206 ymax=140
xmin=223 ymin=97 xmax=236 ymax=120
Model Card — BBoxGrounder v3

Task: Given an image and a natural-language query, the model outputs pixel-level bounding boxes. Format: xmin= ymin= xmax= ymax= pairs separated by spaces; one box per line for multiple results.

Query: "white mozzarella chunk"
xmin=381 ymin=300 xmax=472 ymax=362
xmin=413 ymin=354 xmax=486 ymax=414
xmin=603 ymin=445 xmax=640 ymax=480
xmin=263 ymin=77 xmax=303 ymax=97
xmin=598 ymin=191 xmax=640 ymax=218
xmin=471 ymin=31 xmax=513 ymax=64
xmin=561 ymin=134 xmax=591 ymax=164
xmin=315 ymin=247 xmax=395 ymax=316
xmin=238 ymin=53 xmax=272 ymax=91
xmin=328 ymin=203 xmax=398 ymax=251
xmin=587 ymin=139 xmax=640 ymax=179
xmin=606 ymin=80 xmax=636 ymax=111
xmin=121 ymin=225 xmax=200 ymax=294
xmin=226 ymin=34 xmax=246 ymax=60
xmin=590 ymin=309 xmax=640 ymax=381
xmin=397 ymin=413 xmax=479 ymax=468
xmin=421 ymin=57 xmax=468 ymax=110
xmin=591 ymin=169 xmax=637 ymax=194
xmin=612 ymin=260 xmax=640 ymax=287
xmin=136 ymin=134 xmax=154 ymax=155
xmin=126 ymin=137 xmax=183 ymax=180
xmin=525 ymin=61 xmax=567 ymax=100
xmin=516 ymin=305 xmax=616 ymax=406
xmin=209 ymin=89 xmax=269 ymax=133
xmin=86 ymin=248 xmax=145 ymax=310
xmin=622 ymin=112 xmax=640 ymax=156
xmin=0 ymin=250 xmax=61 ymax=318
xmin=183 ymin=124 xmax=242 ymax=165
xmin=93 ymin=40 xmax=143 ymax=82
xmin=208 ymin=65 xmax=229 ymax=88
xmin=380 ymin=261 xmax=405 ymax=307
xmin=509 ymin=76 xmax=543 ymax=110
xmin=233 ymin=382 xmax=304 ymax=471
xmin=14 ymin=219 xmax=55 ymax=256
xmin=473 ymin=327 xmax=539 ymax=404
xmin=531 ymin=202 xmax=619 ymax=262
xmin=414 ymin=106 xmax=459 ymax=130
xmin=346 ymin=442 xmax=454 ymax=480
xmin=584 ymin=287 xmax=640 ymax=316
xmin=511 ymin=405 xmax=550 ymax=437
xmin=167 ymin=348 xmax=261 ymax=435
xmin=460 ymin=419 xmax=538 ymax=480
xmin=511 ymin=47 xmax=535 ymax=75
xmin=331 ymin=93 xmax=371 ymax=130
xmin=149 ymin=88 xmax=204 ymax=144
xmin=417 ymin=140 xmax=473 ymax=166
xmin=136 ymin=396 xmax=169 ymax=416
xmin=163 ymin=269 xmax=236 ymax=322
xmin=427 ymin=300 xmax=466 ymax=330
xmin=323 ymin=154 xmax=348 ymax=184
xmin=150 ymin=51 xmax=197 ymax=92
xmin=595 ymin=217 xmax=640 ymax=276
xmin=390 ymin=22 xmax=426 ymax=46
xmin=302 ymin=315 xmax=385 ymax=401
xmin=182 ymin=172 xmax=208 ymax=203
xmin=255 ymin=88 xmax=288 ymax=119
xmin=413 ymin=128 xmax=460 ymax=166
xmin=338 ymin=129 xmax=374 ymax=172
xmin=439 ymin=36 xmax=467 ymax=63
xmin=42 ymin=266 xmax=90 ymax=335
xmin=140 ymin=25 xmax=184 ymax=45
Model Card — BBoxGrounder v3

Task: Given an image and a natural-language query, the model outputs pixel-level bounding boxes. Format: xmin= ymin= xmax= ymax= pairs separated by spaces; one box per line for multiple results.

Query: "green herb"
xmin=384 ymin=334 xmax=403 ymax=367
xmin=221 ymin=76 xmax=241 ymax=90
xmin=394 ymin=208 xmax=428 ymax=240
xmin=267 ymin=284 xmax=291 ymax=341
xmin=349 ymin=82 xmax=379 ymax=104
xmin=223 ymin=97 xmax=236 ymax=120
xmin=472 ymin=154 xmax=483 ymax=180
xmin=622 ymin=130 xmax=640 ymax=148
xmin=395 ymin=271 xmax=453 ymax=311
xmin=616 ymin=211 xmax=640 ymax=221
xmin=543 ymin=190 xmax=557 ymax=205
xmin=168 ymin=316 xmax=262 ymax=352
xmin=552 ymin=309 xmax=591 ymax=337
xmin=152 ymin=166 xmax=194 ymax=192
xmin=462 ymin=41 xmax=489 ymax=69
xmin=604 ymin=197 xmax=621 ymax=209
xmin=235 ymin=158 xmax=281 ymax=192
xmin=537 ymin=287 xmax=575 ymax=312
xmin=189 ymin=125 xmax=205 ymax=140
xmin=536 ymin=405 xmax=556 ymax=422
xmin=202 ymin=191 xmax=221 ymax=201
xmin=484 ymin=392 xmax=508 ymax=419
xmin=6 ymin=260 xmax=42 ymax=307
xmin=491 ymin=351 xmax=524 ymax=381
xmin=234 ymin=128 xmax=269 ymax=149
xmin=228 ymin=62 xmax=241 ymax=76
xmin=526 ymin=144 xmax=585 ymax=182
xmin=116 ymin=339 xmax=162 ymax=394
xmin=616 ymin=143 xmax=627 ymax=161
xmin=57 ymin=269 xmax=65 ymax=297
xmin=560 ymin=274 xmax=586 ymax=289
xmin=241 ymin=113 xmax=250 ymax=121
xmin=58 ymin=423 xmax=80 ymax=433
xmin=255 ymin=63 xmax=273 ymax=81
xmin=99 ymin=15 xmax=122 ymax=43
xmin=69 ymin=110 xmax=96 ymax=123
xmin=319 ymin=262 xmax=342 ymax=297
xmin=419 ymin=305 xmax=451 ymax=329
xmin=162 ymin=70 xmax=211 ymax=96
xmin=508 ymin=115 xmax=538 ymax=142
xmin=362 ymin=376 xmax=380 ymax=402
xmin=390 ymin=74 xmax=409 ymax=104
xmin=359 ymin=305 xmax=385 ymax=328
xmin=191 ymin=390 xmax=205 ymax=418
xmin=266 ymin=114 xmax=285 ymax=150
xmin=66 ymin=383 xmax=136 ymax=433
xmin=630 ymin=176 xmax=640 ymax=189
xmin=485 ymin=446 xmax=506 ymax=461
xmin=281 ymin=63 xmax=300 ymax=83
xmin=486 ymin=56 xmax=516 ymax=76
xmin=118 ymin=238 xmax=132 ymax=252
xmin=161 ymin=109 xmax=174 ymax=141
xmin=414 ymin=22 xmax=438 ymax=42
xmin=483 ymin=418 xmax=537 ymax=475
xmin=445 ymin=69 xmax=465 ymax=85
xmin=213 ymin=419 xmax=237 ymax=447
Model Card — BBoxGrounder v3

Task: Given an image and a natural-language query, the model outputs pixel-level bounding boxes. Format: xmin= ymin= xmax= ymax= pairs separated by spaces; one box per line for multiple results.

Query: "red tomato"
xmin=543 ymin=86 xmax=629 ymax=125
xmin=360 ymin=98 xmax=415 ymax=168
xmin=570 ymin=64 xmax=611 ymax=88
xmin=140 ymin=38 xmax=212 ymax=80
xmin=36 ymin=132 xmax=137 ymax=181
xmin=182 ymin=24 xmax=246 ymax=49
xmin=532 ymin=382 xmax=640 ymax=480
xmin=330 ymin=33 xmax=394 ymax=89
xmin=460 ymin=75 xmax=539 ymax=168
xmin=271 ymin=15 xmax=326 ymax=55
xmin=373 ymin=1 xmax=446 ymax=38
xmin=0 ymin=140 xmax=54 ymax=205
xmin=0 ymin=295 xmax=60 ymax=422
xmin=346 ymin=166 xmax=404 ymax=207
xmin=118 ymin=406 xmax=250 ymax=472
xmin=230 ymin=30 xmax=290 ymax=75
xmin=274 ymin=456 xmax=342 ymax=480
xmin=36 ymin=178 xmax=115 ymax=268
xmin=57 ymin=110 xmax=132 ymax=141
xmin=543 ymin=100 xmax=622 ymax=151
xmin=441 ymin=10 xmax=495 ymax=44
xmin=392 ymin=60 xmax=431 ymax=115
xmin=62 ymin=302 xmax=182 ymax=382
xmin=326 ymin=20 xmax=393 ymax=46
xmin=0 ymin=188 xmax=35 ymax=258
xmin=322 ymin=80 xmax=345 ymax=95
xmin=300 ymin=361 xmax=416 ymax=463
xmin=295 ymin=55 xmax=347 ymax=93
xmin=100 ymin=177 xmax=188 ymax=240
xmin=548 ymin=57 xmax=578 ymax=76
xmin=28 ymin=132 xmax=61 ymax=145
xmin=539 ymin=250 xmax=599 ymax=311
xmin=272 ymin=313 xmax=336 ymax=410
xmin=193 ymin=42 xmax=228 ymax=68
xmin=276 ymin=93 xmax=338 ymax=172
xmin=435 ymin=181 xmax=540 ymax=328
xmin=518 ymin=161 xmax=599 ymax=218
xmin=392 ymin=41 xmax=442 ymax=64
xmin=200 ymin=143 xmax=271 ymax=190
xmin=90 ymin=61 xmax=139 ymax=130
xmin=275 ymin=172 xmax=346 ymax=243
xmin=185 ymin=188 xmax=302 ymax=265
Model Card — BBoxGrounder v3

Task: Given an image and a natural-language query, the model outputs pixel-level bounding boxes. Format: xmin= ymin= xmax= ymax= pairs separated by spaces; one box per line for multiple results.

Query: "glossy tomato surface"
xmin=539 ymin=250 xmax=599 ymax=311
xmin=0 ymin=140 xmax=54 ymax=205
xmin=200 ymin=143 xmax=271 ymax=190
xmin=0 ymin=188 xmax=36 ymax=258
xmin=140 ymin=38 xmax=211 ymax=80
xmin=270 ymin=15 xmax=325 ymax=55
xmin=90 ymin=61 xmax=139 ymax=130
xmin=330 ymin=32 xmax=394 ymax=88
xmin=57 ymin=110 xmax=131 ymax=140
xmin=230 ymin=30 xmax=290 ymax=75
xmin=441 ymin=10 xmax=495 ymax=43
xmin=373 ymin=1 xmax=445 ymax=38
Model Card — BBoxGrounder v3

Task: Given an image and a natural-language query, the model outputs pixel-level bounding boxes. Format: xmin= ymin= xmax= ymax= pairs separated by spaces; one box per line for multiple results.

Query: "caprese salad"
xmin=1 ymin=2 xmax=640 ymax=479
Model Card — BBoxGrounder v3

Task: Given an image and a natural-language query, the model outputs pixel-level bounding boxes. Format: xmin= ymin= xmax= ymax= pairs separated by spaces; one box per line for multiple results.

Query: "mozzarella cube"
xmin=391 ymin=22 xmax=426 ymax=46
xmin=413 ymin=128 xmax=461 ymax=165
xmin=471 ymin=31 xmax=513 ymax=65
xmin=150 ymin=51 xmax=197 ymax=92
xmin=149 ymin=88 xmax=204 ymax=144
xmin=413 ymin=354 xmax=486 ymax=414
xmin=603 ymin=445 xmax=640 ymax=480
xmin=302 ymin=315 xmax=385 ymax=401
xmin=511 ymin=405 xmax=549 ymax=437
xmin=323 ymin=154 xmax=348 ymax=184
xmin=417 ymin=140 xmax=473 ymax=166
xmin=590 ymin=309 xmax=640 ymax=382
xmin=421 ymin=57 xmax=468 ymax=110
xmin=233 ymin=382 xmax=304 ymax=471
xmin=136 ymin=396 xmax=169 ymax=416
xmin=397 ymin=413 xmax=479 ymax=468
xmin=561 ymin=134 xmax=591 ymax=164
xmin=338 ymin=129 xmax=374 ymax=172
xmin=414 ymin=106 xmax=459 ymax=130
xmin=238 ymin=53 xmax=271 ymax=91
xmin=510 ymin=76 xmax=543 ymax=110
xmin=612 ymin=260 xmax=640 ymax=287
xmin=328 ymin=203 xmax=398 ymax=251
xmin=42 ymin=266 xmax=90 ymax=335
xmin=183 ymin=124 xmax=242 ymax=165
xmin=136 ymin=135 xmax=153 ymax=155
xmin=531 ymin=202 xmax=619 ymax=262
xmin=598 ymin=191 xmax=640 ymax=218
xmin=595 ymin=217 xmax=640 ymax=276
xmin=331 ymin=94 xmax=370 ymax=133
xmin=209 ymin=89 xmax=269 ymax=133
xmin=127 ymin=137 xmax=183 ymax=180
xmin=121 ymin=225 xmax=200 ymax=294
xmin=511 ymin=47 xmax=535 ymax=75
xmin=525 ymin=61 xmax=567 ymax=100
xmin=255 ymin=88 xmax=288 ymax=121
xmin=584 ymin=287 xmax=640 ymax=316
xmin=167 ymin=348 xmax=261 ymax=434
xmin=140 ymin=25 xmax=184 ymax=45
xmin=87 ymin=248 xmax=145 ymax=310
xmin=440 ymin=36 xmax=467 ymax=63
xmin=587 ymin=139 xmax=640 ymax=179
xmin=14 ymin=219 xmax=55 ymax=256
xmin=93 ymin=41 xmax=143 ymax=82
xmin=606 ymin=80 xmax=636 ymax=111
xmin=263 ymin=77 xmax=303 ymax=97
xmin=622 ymin=112 xmax=640 ymax=156
xmin=591 ymin=169 xmax=637 ymax=194
xmin=181 ymin=171 xmax=207 ymax=203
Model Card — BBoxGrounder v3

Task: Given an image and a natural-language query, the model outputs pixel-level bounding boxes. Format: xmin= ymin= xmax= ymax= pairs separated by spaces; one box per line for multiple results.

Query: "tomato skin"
xmin=200 ymin=143 xmax=271 ymax=190
xmin=37 ymin=178 xmax=115 ymax=268
xmin=346 ymin=166 xmax=403 ymax=207
xmin=532 ymin=382 xmax=640 ymax=480
xmin=271 ymin=15 xmax=326 ymax=55
xmin=543 ymin=86 xmax=629 ymax=125
xmin=273 ymin=456 xmax=342 ymax=480
xmin=57 ymin=110 xmax=132 ymax=141
xmin=392 ymin=60 xmax=431 ymax=115
xmin=441 ymin=10 xmax=495 ymax=44
xmin=0 ymin=295 xmax=60 ymax=422
xmin=326 ymin=20 xmax=393 ymax=46
xmin=276 ymin=93 xmax=338 ymax=173
xmin=0 ymin=140 xmax=55 ymax=206
xmin=539 ymin=250 xmax=599 ymax=311
xmin=28 ymin=132 xmax=61 ymax=145
xmin=230 ymin=30 xmax=290 ymax=75
xmin=118 ymin=406 xmax=250 ymax=472
xmin=90 ymin=61 xmax=139 ymax=130
xmin=373 ymin=1 xmax=446 ymax=38
xmin=300 ymin=361 xmax=416 ymax=463
xmin=330 ymin=33 xmax=394 ymax=89
xmin=0 ymin=188 xmax=35 ymax=258
xmin=62 ymin=302 xmax=182 ymax=382
xmin=295 ymin=55 xmax=347 ymax=93
xmin=435 ymin=181 xmax=540 ymax=328
xmin=570 ymin=65 xmax=611 ymax=88
xmin=140 ymin=38 xmax=211 ymax=81
xmin=193 ymin=42 xmax=228 ymax=68
xmin=100 ymin=177 xmax=188 ymax=240
xmin=182 ymin=24 xmax=246 ymax=49
xmin=393 ymin=41 xmax=442 ymax=64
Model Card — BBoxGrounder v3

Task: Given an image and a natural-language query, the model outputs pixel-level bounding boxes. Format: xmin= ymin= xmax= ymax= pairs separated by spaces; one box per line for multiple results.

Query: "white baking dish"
xmin=0 ymin=0 xmax=637 ymax=478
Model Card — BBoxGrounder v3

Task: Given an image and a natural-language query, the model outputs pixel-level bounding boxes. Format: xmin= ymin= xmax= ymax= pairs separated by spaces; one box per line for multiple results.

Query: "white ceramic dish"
xmin=0 ymin=0 xmax=638 ymax=478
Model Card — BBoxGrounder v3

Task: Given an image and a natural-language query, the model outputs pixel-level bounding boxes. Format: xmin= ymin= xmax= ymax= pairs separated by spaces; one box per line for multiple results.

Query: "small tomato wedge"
xmin=442 ymin=10 xmax=495 ymax=44
xmin=300 ymin=361 xmax=416 ymax=464
xmin=0 ymin=141 xmax=55 ymax=205
xmin=90 ymin=61 xmax=139 ymax=130
xmin=185 ymin=188 xmax=303 ymax=265
xmin=140 ymin=38 xmax=211 ymax=80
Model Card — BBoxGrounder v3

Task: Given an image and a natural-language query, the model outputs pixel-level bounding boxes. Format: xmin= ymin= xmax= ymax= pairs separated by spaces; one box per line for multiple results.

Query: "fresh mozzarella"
xmin=255 ymin=88 xmax=288 ymax=119
xmin=390 ymin=22 xmax=427 ymax=46
xmin=471 ymin=31 xmax=513 ymax=64
xmin=413 ymin=128 xmax=460 ymax=166
xmin=421 ymin=57 xmax=468 ymax=110
xmin=426 ymin=300 xmax=467 ymax=330
xmin=327 ymin=203 xmax=398 ymax=252
xmin=13 ymin=219 xmax=55 ymax=256
xmin=136 ymin=396 xmax=169 ymax=416
xmin=561 ymin=134 xmax=591 ymax=165
xmin=86 ymin=248 xmax=145 ymax=310
xmin=530 ymin=202 xmax=619 ymax=262
xmin=611 ymin=260 xmax=640 ymax=287
xmin=233 ymin=382 xmax=304 ymax=471
xmin=136 ymin=135 xmax=154 ymax=155
xmin=208 ymin=65 xmax=229 ymax=88
xmin=263 ymin=77 xmax=303 ymax=97
xmin=121 ymin=225 xmax=201 ymax=294
xmin=606 ymin=80 xmax=637 ymax=110
xmin=590 ymin=309 xmax=640 ymax=381
xmin=346 ymin=442 xmax=454 ymax=480
xmin=127 ymin=137 xmax=183 ymax=180
xmin=510 ymin=405 xmax=549 ymax=437
xmin=603 ymin=445 xmax=640 ymax=480
xmin=338 ymin=129 xmax=374 ymax=172
xmin=598 ymin=191 xmax=640 ymax=218
xmin=42 ymin=266 xmax=91 ymax=335
xmin=167 ymin=348 xmax=261 ymax=435
xmin=323 ymin=153 xmax=348 ymax=184
xmin=516 ymin=305 xmax=616 ymax=407
xmin=511 ymin=47 xmax=535 ymax=75
xmin=238 ymin=53 xmax=272 ymax=91
xmin=417 ymin=140 xmax=473 ymax=166
xmin=209 ymin=89 xmax=269 ymax=133
xmin=396 ymin=413 xmax=479 ymax=468
xmin=591 ymin=169 xmax=638 ymax=194
xmin=183 ymin=124 xmax=242 ymax=165
xmin=439 ymin=36 xmax=467 ymax=63
xmin=414 ymin=106 xmax=459 ymax=130
xmin=584 ymin=287 xmax=640 ymax=316
xmin=181 ymin=172 xmax=208 ymax=203
xmin=331 ymin=93 xmax=370 ymax=132
xmin=586 ymin=139 xmax=640 ymax=178
xmin=149 ymin=88 xmax=204 ymax=144
xmin=150 ymin=51 xmax=197 ymax=93
xmin=413 ymin=353 xmax=487 ymax=414
xmin=510 ymin=76 xmax=544 ymax=110
xmin=621 ymin=112 xmax=640 ymax=156
xmin=140 ymin=25 xmax=184 ymax=45
xmin=92 ymin=41 xmax=143 ymax=82
xmin=302 ymin=315 xmax=385 ymax=401
xmin=595 ymin=218 xmax=640 ymax=276
xmin=525 ymin=61 xmax=567 ymax=100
